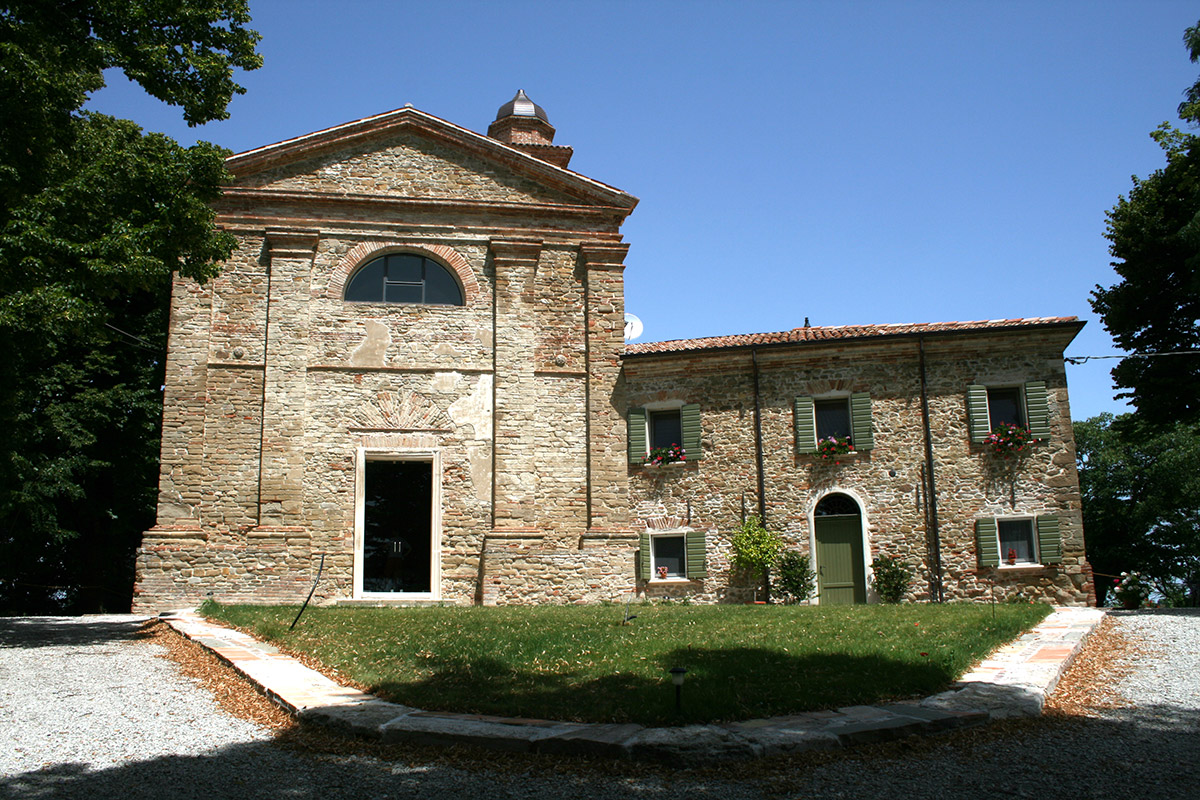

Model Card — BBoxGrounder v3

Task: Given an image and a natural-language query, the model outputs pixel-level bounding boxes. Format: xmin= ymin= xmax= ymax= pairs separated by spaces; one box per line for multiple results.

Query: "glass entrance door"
xmin=362 ymin=460 xmax=432 ymax=594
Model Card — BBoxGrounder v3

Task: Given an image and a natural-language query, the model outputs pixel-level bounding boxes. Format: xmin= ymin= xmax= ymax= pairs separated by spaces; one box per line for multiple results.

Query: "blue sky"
xmin=90 ymin=0 xmax=1200 ymax=421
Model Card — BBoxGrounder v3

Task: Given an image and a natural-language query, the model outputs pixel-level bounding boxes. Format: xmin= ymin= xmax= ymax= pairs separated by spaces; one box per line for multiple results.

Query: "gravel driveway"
xmin=1 ymin=610 xmax=1196 ymax=799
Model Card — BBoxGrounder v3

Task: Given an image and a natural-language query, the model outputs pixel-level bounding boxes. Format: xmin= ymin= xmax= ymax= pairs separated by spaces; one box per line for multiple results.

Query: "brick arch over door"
xmin=329 ymin=241 xmax=481 ymax=305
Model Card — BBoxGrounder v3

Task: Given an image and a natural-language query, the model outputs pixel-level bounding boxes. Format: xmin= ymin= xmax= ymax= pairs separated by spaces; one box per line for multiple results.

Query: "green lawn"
xmin=201 ymin=601 xmax=1050 ymax=726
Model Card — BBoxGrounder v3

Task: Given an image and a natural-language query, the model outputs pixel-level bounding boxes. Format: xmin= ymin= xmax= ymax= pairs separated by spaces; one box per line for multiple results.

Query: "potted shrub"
xmin=870 ymin=554 xmax=912 ymax=603
xmin=1113 ymin=571 xmax=1148 ymax=609
xmin=730 ymin=515 xmax=784 ymax=602
xmin=774 ymin=550 xmax=816 ymax=604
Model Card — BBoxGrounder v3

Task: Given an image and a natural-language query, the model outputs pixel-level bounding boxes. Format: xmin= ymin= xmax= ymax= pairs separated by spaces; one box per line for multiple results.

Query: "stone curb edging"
xmin=161 ymin=606 xmax=1106 ymax=763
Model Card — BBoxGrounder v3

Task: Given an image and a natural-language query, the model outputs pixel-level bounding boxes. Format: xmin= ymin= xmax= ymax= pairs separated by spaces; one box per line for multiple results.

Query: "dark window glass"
xmin=425 ymin=265 xmax=463 ymax=305
xmin=653 ymin=535 xmax=686 ymax=578
xmin=649 ymin=410 xmax=683 ymax=450
xmin=815 ymin=398 xmax=852 ymax=441
xmin=344 ymin=254 xmax=464 ymax=306
xmin=386 ymin=282 xmax=423 ymax=304
xmin=815 ymin=493 xmax=860 ymax=516
xmin=343 ymin=260 xmax=387 ymax=302
xmin=987 ymin=387 xmax=1024 ymax=429
xmin=998 ymin=519 xmax=1036 ymax=564
xmin=389 ymin=253 xmax=424 ymax=282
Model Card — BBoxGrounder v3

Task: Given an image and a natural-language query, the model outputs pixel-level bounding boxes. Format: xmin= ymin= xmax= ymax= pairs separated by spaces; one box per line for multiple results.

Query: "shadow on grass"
xmin=371 ymin=646 xmax=955 ymax=726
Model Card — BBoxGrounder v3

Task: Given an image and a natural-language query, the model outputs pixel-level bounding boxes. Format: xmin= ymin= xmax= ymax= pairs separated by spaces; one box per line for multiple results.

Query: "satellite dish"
xmin=624 ymin=313 xmax=644 ymax=342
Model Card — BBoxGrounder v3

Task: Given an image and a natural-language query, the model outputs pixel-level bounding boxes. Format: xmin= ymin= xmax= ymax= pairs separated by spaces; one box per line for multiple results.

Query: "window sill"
xmin=639 ymin=461 xmax=693 ymax=469
xmin=648 ymin=577 xmax=694 ymax=584
xmin=809 ymin=451 xmax=862 ymax=463
xmin=994 ymin=563 xmax=1048 ymax=572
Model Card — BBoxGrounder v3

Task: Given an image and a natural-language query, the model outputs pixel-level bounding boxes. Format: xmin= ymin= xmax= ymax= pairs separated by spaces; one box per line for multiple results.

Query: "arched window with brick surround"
xmin=344 ymin=252 xmax=464 ymax=306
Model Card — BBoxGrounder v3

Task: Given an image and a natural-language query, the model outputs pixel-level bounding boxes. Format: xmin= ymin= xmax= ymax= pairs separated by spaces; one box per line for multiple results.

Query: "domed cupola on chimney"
xmin=487 ymin=89 xmax=574 ymax=168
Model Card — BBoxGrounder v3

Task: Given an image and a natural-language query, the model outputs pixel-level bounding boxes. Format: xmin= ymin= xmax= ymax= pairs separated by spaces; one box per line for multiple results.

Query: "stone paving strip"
xmin=163 ymin=606 xmax=1106 ymax=763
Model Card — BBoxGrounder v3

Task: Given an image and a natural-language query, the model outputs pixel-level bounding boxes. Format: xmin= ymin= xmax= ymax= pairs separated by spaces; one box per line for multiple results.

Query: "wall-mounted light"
xmin=669 ymin=666 xmax=688 ymax=712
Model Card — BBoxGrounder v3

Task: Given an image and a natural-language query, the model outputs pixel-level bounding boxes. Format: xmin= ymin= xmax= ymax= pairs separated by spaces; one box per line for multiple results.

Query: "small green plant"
xmin=870 ymin=554 xmax=912 ymax=603
xmin=730 ymin=515 xmax=785 ymax=601
xmin=199 ymin=597 xmax=221 ymax=616
xmin=775 ymin=550 xmax=815 ymax=604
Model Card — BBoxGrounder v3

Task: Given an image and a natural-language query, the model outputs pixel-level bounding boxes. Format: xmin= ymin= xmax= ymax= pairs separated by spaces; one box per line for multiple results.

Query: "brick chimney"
xmin=487 ymin=89 xmax=573 ymax=169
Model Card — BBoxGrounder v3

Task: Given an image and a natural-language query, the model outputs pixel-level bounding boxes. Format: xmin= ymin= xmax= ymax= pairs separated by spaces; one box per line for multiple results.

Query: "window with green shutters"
xmin=794 ymin=393 xmax=874 ymax=454
xmin=639 ymin=529 xmax=707 ymax=580
xmin=974 ymin=515 xmax=1062 ymax=566
xmin=967 ymin=381 xmax=1051 ymax=444
xmin=627 ymin=403 xmax=703 ymax=464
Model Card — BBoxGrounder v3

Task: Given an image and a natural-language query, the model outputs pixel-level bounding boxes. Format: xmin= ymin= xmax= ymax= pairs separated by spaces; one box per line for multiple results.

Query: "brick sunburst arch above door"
xmin=329 ymin=241 xmax=480 ymax=304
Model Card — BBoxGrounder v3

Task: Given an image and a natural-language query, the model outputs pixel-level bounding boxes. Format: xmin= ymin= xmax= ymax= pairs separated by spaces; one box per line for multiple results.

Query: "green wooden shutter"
xmin=975 ymin=517 xmax=1000 ymax=567
xmin=967 ymin=385 xmax=990 ymax=443
xmin=1036 ymin=515 xmax=1062 ymax=564
xmin=639 ymin=530 xmax=652 ymax=579
xmin=1025 ymin=381 xmax=1050 ymax=439
xmin=794 ymin=396 xmax=817 ymax=454
xmin=628 ymin=407 xmax=646 ymax=464
xmin=680 ymin=403 xmax=703 ymax=461
xmin=685 ymin=529 xmax=708 ymax=578
xmin=850 ymin=392 xmax=874 ymax=450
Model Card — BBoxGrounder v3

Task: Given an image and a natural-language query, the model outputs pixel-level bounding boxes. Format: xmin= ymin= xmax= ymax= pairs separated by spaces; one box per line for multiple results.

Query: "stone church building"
xmin=133 ymin=92 xmax=1094 ymax=611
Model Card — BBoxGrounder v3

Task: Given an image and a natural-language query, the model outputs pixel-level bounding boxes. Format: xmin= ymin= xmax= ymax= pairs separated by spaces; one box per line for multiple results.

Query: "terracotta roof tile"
xmin=623 ymin=317 xmax=1081 ymax=356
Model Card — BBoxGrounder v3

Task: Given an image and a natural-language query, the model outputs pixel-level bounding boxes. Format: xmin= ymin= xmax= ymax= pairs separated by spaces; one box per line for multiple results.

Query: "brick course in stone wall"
xmin=133 ymin=104 xmax=641 ymax=612
xmin=622 ymin=329 xmax=1091 ymax=606
xmin=133 ymin=101 xmax=1092 ymax=611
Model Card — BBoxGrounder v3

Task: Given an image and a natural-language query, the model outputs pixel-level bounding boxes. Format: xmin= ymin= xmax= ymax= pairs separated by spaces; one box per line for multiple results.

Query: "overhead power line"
xmin=103 ymin=322 xmax=157 ymax=350
xmin=1065 ymin=348 xmax=1200 ymax=365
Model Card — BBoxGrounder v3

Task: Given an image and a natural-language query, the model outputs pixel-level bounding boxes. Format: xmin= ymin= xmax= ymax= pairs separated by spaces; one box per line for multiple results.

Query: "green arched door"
xmin=814 ymin=494 xmax=866 ymax=605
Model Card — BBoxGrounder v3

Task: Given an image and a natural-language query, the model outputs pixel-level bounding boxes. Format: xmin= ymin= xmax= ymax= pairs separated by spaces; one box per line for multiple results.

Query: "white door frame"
xmin=806 ymin=488 xmax=874 ymax=604
xmin=353 ymin=447 xmax=442 ymax=600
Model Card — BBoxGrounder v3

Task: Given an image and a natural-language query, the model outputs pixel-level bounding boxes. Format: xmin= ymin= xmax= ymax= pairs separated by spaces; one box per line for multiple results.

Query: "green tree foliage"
xmin=730 ymin=515 xmax=784 ymax=602
xmin=1177 ymin=21 xmax=1200 ymax=125
xmin=773 ymin=550 xmax=815 ymax=604
xmin=1092 ymin=124 xmax=1200 ymax=426
xmin=0 ymin=1 xmax=261 ymax=612
xmin=869 ymin=555 xmax=912 ymax=604
xmin=1092 ymin=22 xmax=1200 ymax=427
xmin=1075 ymin=414 xmax=1200 ymax=606
xmin=1084 ymin=22 xmax=1200 ymax=609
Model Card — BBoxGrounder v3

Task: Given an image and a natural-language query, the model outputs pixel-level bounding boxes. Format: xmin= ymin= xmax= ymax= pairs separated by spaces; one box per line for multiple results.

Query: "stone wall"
xmin=622 ymin=329 xmax=1092 ymax=606
xmin=133 ymin=107 xmax=639 ymax=612
xmin=133 ymin=103 xmax=1091 ymax=611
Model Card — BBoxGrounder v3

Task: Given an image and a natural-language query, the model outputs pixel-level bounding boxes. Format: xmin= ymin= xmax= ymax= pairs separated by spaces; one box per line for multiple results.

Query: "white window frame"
xmin=812 ymin=394 xmax=853 ymax=444
xmin=353 ymin=447 xmax=442 ymax=600
xmin=985 ymin=385 xmax=1028 ymax=430
xmin=641 ymin=399 xmax=685 ymax=458
xmin=995 ymin=516 xmax=1039 ymax=567
xmin=648 ymin=531 xmax=689 ymax=582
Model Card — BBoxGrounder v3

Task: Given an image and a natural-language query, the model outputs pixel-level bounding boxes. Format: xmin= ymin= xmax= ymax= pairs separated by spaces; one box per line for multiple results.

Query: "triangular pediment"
xmin=225 ymin=107 xmax=637 ymax=211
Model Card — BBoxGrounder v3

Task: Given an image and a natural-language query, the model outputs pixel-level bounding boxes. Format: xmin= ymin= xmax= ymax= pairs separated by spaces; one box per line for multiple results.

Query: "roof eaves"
xmin=224 ymin=106 xmax=638 ymax=211
xmin=622 ymin=317 xmax=1086 ymax=359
